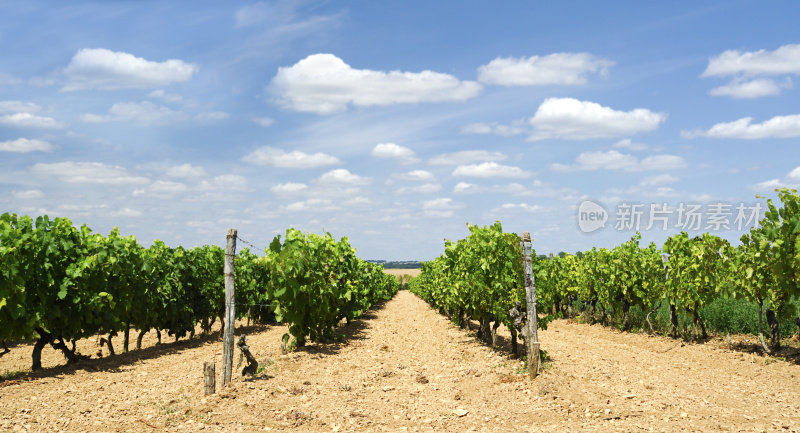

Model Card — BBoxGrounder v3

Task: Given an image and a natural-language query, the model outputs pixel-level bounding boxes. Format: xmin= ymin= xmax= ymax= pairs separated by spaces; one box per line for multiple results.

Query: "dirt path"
xmin=1 ymin=291 xmax=799 ymax=432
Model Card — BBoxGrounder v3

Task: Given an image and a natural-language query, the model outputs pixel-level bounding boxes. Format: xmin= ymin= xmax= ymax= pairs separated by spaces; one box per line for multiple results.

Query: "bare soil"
xmin=382 ymin=268 xmax=421 ymax=278
xmin=1 ymin=291 xmax=799 ymax=432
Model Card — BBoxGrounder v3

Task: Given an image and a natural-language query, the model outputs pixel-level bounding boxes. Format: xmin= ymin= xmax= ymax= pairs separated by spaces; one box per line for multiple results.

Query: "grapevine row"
xmin=0 ymin=214 xmax=398 ymax=369
xmin=410 ymin=188 xmax=800 ymax=355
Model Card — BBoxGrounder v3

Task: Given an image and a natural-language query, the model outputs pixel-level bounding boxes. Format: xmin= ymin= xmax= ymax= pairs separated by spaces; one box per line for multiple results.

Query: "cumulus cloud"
xmin=428 ymin=150 xmax=507 ymax=166
xmin=62 ymin=48 xmax=197 ymax=91
xmin=12 ymin=189 xmax=44 ymax=199
xmin=477 ymin=53 xmax=614 ymax=86
xmin=270 ymin=53 xmax=482 ymax=114
xmin=703 ymin=44 xmax=800 ymax=98
xmin=0 ymin=138 xmax=53 ymax=153
xmin=460 ymin=120 xmax=526 ymax=136
xmin=528 ymin=98 xmax=666 ymax=141
xmin=397 ymin=183 xmax=442 ymax=194
xmin=30 ymin=161 xmax=150 ymax=184
xmin=271 ymin=182 xmax=309 ymax=194
xmin=702 ymin=44 xmax=800 ymax=78
xmin=318 ymin=168 xmax=370 ymax=185
xmin=371 ymin=143 xmax=420 ymax=163
xmin=683 ymin=114 xmax=800 ymax=139
xmin=708 ymin=78 xmax=790 ymax=99
xmin=166 ymin=163 xmax=206 ymax=178
xmin=550 ymin=150 xmax=686 ymax=172
xmin=243 ymin=146 xmax=340 ymax=168
xmin=0 ymin=112 xmax=66 ymax=128
xmin=612 ymin=138 xmax=656 ymax=152
xmin=394 ymin=170 xmax=434 ymax=181
xmin=452 ymin=162 xmax=533 ymax=179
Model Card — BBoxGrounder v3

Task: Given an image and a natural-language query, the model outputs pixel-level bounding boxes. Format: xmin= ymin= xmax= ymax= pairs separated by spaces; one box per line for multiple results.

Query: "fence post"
xmin=204 ymin=361 xmax=216 ymax=395
xmin=222 ymin=228 xmax=237 ymax=385
xmin=521 ymin=232 xmax=539 ymax=378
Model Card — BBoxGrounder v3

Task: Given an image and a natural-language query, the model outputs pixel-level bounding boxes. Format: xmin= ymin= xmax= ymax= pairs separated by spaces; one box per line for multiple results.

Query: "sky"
xmin=2 ymin=1 xmax=800 ymax=260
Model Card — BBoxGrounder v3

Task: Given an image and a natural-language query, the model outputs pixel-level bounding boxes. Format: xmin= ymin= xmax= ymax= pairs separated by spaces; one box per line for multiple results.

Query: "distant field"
xmin=383 ymin=268 xmax=421 ymax=277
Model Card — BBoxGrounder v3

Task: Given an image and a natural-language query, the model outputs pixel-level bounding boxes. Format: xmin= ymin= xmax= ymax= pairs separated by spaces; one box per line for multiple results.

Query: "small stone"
xmin=453 ymin=408 xmax=469 ymax=417
xmin=382 ymin=386 xmax=395 ymax=392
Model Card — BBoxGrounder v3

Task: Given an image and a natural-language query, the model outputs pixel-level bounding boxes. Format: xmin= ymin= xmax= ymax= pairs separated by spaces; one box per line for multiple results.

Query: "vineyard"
xmin=1 ymin=190 xmax=800 ymax=431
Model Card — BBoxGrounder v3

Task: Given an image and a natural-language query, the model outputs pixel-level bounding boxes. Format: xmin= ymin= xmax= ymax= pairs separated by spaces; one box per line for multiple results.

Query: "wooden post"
xmin=521 ymin=232 xmax=539 ymax=378
xmin=204 ymin=361 xmax=216 ymax=395
xmin=222 ymin=228 xmax=237 ymax=386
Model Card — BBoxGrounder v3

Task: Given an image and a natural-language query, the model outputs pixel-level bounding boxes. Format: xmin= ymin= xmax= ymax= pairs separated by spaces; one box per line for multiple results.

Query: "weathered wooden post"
xmin=222 ymin=228 xmax=237 ymax=385
xmin=520 ymin=232 xmax=539 ymax=378
xmin=204 ymin=361 xmax=216 ymax=395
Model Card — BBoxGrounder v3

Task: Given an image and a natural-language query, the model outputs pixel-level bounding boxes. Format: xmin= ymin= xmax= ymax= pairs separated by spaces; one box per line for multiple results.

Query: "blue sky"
xmin=2 ymin=1 xmax=800 ymax=260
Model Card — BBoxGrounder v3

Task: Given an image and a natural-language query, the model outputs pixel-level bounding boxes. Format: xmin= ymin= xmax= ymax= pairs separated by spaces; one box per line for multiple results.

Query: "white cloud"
xmin=0 ymin=112 xmax=66 ymax=128
xmin=243 ymin=146 xmax=340 ymax=168
xmin=639 ymin=155 xmax=687 ymax=171
xmin=318 ymin=168 xmax=370 ymax=185
xmin=460 ymin=120 xmax=526 ymax=136
xmin=270 ymin=182 xmax=308 ymax=194
xmin=283 ymin=198 xmax=339 ymax=212
xmin=371 ymin=143 xmax=420 ymax=163
xmin=683 ymin=114 xmax=800 ymax=139
xmin=550 ymin=150 xmax=686 ymax=172
xmin=132 ymin=180 xmax=188 ymax=198
xmin=0 ymin=138 xmax=53 ymax=153
xmin=528 ymin=98 xmax=666 ymax=141
xmin=453 ymin=181 xmax=576 ymax=199
xmin=702 ymin=44 xmax=800 ymax=78
xmin=452 ymin=162 xmax=533 ymax=179
xmin=253 ymin=117 xmax=274 ymax=127
xmin=12 ymin=189 xmax=44 ymax=199
xmin=270 ymin=53 xmax=482 ymax=114
xmin=612 ymin=138 xmax=653 ymax=151
xmin=0 ymin=101 xmax=41 ymax=113
xmin=640 ymin=173 xmax=679 ymax=186
xmin=394 ymin=170 xmax=434 ymax=181
xmin=62 ymin=48 xmax=197 ymax=91
xmin=753 ymin=166 xmax=800 ymax=191
xmin=82 ymin=101 xmax=188 ymax=125
xmin=708 ymin=78 xmax=787 ymax=99
xmin=199 ymin=174 xmax=248 ymax=191
xmin=477 ymin=53 xmax=614 ymax=86
xmin=428 ymin=150 xmax=507 ymax=166
xmin=703 ymin=44 xmax=800 ymax=98
xmin=422 ymin=197 xmax=461 ymax=218
xmin=147 ymin=89 xmax=183 ymax=103
xmin=489 ymin=203 xmax=543 ymax=214
xmin=166 ymin=163 xmax=206 ymax=178
xmin=111 ymin=208 xmax=143 ymax=217
xmin=397 ymin=183 xmax=442 ymax=194
xmin=30 ymin=162 xmax=150 ymax=184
